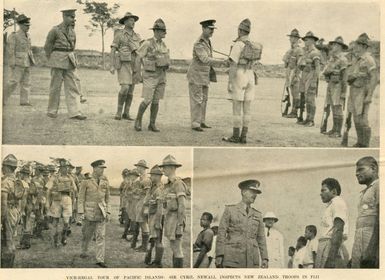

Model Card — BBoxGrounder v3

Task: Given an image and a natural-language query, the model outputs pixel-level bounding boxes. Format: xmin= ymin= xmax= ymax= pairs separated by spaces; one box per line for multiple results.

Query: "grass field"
xmin=3 ymin=67 xmax=379 ymax=147
xmin=13 ymin=195 xmax=191 ymax=268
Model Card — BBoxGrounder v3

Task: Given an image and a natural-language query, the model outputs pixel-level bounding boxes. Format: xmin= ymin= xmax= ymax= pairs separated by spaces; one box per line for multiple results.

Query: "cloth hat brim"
xmin=158 ymin=163 xmax=182 ymax=168
xmin=329 ymin=40 xmax=349 ymax=50
xmin=287 ymin=34 xmax=300 ymax=38
xmin=302 ymin=35 xmax=319 ymax=41
xmin=134 ymin=164 xmax=149 ymax=169
xmin=263 ymin=217 xmax=279 ymax=222
xmin=119 ymin=15 xmax=139 ymax=24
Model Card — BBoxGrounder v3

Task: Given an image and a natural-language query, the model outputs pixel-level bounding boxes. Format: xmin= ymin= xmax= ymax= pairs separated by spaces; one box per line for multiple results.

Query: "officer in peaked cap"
xmin=134 ymin=18 xmax=170 ymax=132
xmin=215 ymin=179 xmax=268 ymax=268
xmin=5 ymin=13 xmax=36 ymax=107
xmin=187 ymin=19 xmax=223 ymax=131
xmin=110 ymin=12 xmax=142 ymax=121
xmin=1 ymin=154 xmax=19 ymax=267
xmin=91 ymin=159 xmax=107 ymax=168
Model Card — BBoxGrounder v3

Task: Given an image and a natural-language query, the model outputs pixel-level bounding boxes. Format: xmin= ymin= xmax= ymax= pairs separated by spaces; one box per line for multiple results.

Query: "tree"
xmin=3 ymin=8 xmax=19 ymax=31
xmin=77 ymin=1 xmax=120 ymax=69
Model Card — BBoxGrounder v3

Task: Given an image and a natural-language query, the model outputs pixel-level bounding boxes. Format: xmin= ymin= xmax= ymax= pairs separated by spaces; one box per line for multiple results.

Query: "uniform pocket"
xmin=143 ymin=58 xmax=156 ymax=72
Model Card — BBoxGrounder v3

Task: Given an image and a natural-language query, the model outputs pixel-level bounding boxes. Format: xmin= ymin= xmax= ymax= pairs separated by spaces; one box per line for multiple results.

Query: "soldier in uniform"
xmin=144 ymin=165 xmax=165 ymax=267
xmin=78 ymin=160 xmax=110 ymax=268
xmin=110 ymin=12 xmax=142 ymax=121
xmin=159 ymin=155 xmax=187 ymax=268
xmin=46 ymin=159 xmax=77 ymax=247
xmin=68 ymin=162 xmax=79 ymax=225
xmin=119 ymin=168 xmax=131 ymax=238
xmin=187 ymin=19 xmax=222 ymax=131
xmin=44 ymin=9 xmax=86 ymax=120
xmin=321 ymin=37 xmax=348 ymax=137
xmin=347 ymin=33 xmax=377 ymax=147
xmin=5 ymin=14 xmax=35 ymax=106
xmin=47 ymin=164 xmax=57 ymax=176
xmin=1 ymin=154 xmax=22 ymax=268
xmin=215 ymin=179 xmax=268 ymax=268
xmin=126 ymin=169 xmax=140 ymax=240
xmin=134 ymin=18 xmax=170 ymax=132
xmin=351 ymin=156 xmax=379 ymax=268
xmin=297 ymin=31 xmax=321 ymax=126
xmin=223 ymin=19 xmax=262 ymax=143
xmin=315 ymin=178 xmax=349 ymax=268
xmin=30 ymin=163 xmax=47 ymax=238
xmin=17 ymin=165 xmax=33 ymax=250
xmin=263 ymin=212 xmax=284 ymax=268
xmin=282 ymin=29 xmax=303 ymax=118
xmin=132 ymin=160 xmax=151 ymax=251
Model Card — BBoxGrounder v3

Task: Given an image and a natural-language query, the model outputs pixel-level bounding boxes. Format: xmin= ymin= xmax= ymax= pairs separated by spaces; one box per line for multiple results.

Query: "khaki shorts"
xmin=49 ymin=195 xmax=72 ymax=219
xmin=142 ymin=70 xmax=166 ymax=103
xmin=229 ymin=69 xmax=255 ymax=101
xmin=117 ymin=62 xmax=133 ymax=85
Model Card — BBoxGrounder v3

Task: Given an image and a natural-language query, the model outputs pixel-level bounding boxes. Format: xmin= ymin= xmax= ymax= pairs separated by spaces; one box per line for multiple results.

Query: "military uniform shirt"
xmin=187 ymin=35 xmax=214 ymax=85
xmin=7 ymin=29 xmax=35 ymax=67
xmin=357 ymin=179 xmax=379 ymax=221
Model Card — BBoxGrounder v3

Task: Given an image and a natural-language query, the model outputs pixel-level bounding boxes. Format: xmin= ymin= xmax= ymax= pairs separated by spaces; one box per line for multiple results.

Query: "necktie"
xmin=267 ymin=228 xmax=270 ymax=237
xmin=246 ymin=206 xmax=249 ymax=214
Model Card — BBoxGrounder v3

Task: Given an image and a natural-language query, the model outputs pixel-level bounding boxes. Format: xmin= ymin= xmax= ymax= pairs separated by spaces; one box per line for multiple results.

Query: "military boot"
xmin=144 ymin=240 xmax=155 ymax=265
xmin=240 ymin=127 xmax=248 ymax=144
xmin=362 ymin=127 xmax=371 ymax=147
xmin=329 ymin=117 xmax=343 ymax=138
xmin=353 ymin=125 xmax=364 ymax=147
xmin=136 ymin=233 xmax=149 ymax=252
xmin=115 ymin=92 xmax=126 ymax=120
xmin=134 ymin=102 xmax=149 ymax=131
xmin=222 ymin=128 xmax=240 ymax=143
xmin=324 ymin=117 xmax=336 ymax=135
xmin=122 ymin=93 xmax=135 ymax=120
xmin=130 ymin=225 xmax=139 ymax=249
xmin=174 ymin=257 xmax=184 ymax=268
xmin=61 ymin=229 xmax=68 ymax=246
xmin=149 ymin=246 xmax=164 ymax=268
xmin=148 ymin=103 xmax=160 ymax=132
xmin=53 ymin=232 xmax=60 ymax=247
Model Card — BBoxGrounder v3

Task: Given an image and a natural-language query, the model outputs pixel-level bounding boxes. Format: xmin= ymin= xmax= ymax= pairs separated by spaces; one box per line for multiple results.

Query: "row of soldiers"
xmin=118 ymin=156 xmax=189 ymax=268
xmin=282 ymin=29 xmax=378 ymax=147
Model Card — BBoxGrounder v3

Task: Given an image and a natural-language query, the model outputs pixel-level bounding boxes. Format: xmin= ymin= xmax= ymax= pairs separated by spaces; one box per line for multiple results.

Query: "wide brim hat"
xmin=238 ymin=179 xmax=262 ymax=194
xmin=355 ymin=33 xmax=370 ymax=47
xmin=134 ymin=160 xmax=149 ymax=169
xmin=2 ymin=154 xmax=18 ymax=167
xmin=119 ymin=12 xmax=139 ymax=24
xmin=91 ymin=159 xmax=107 ymax=168
xmin=302 ymin=31 xmax=319 ymax=41
xmin=263 ymin=211 xmax=279 ymax=222
xmin=159 ymin=155 xmax=182 ymax=168
xmin=16 ymin=14 xmax=31 ymax=25
xmin=329 ymin=36 xmax=348 ymax=51
xmin=200 ymin=19 xmax=217 ymax=29
xmin=287 ymin=28 xmax=300 ymax=38
xmin=149 ymin=165 xmax=163 ymax=175
xmin=238 ymin=18 xmax=251 ymax=33
xmin=19 ymin=165 xmax=31 ymax=175
xmin=150 ymin=18 xmax=166 ymax=31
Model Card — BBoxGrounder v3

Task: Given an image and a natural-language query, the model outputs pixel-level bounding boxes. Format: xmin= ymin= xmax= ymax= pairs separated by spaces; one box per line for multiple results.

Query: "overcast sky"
xmin=3 ymin=0 xmax=380 ymax=64
xmin=2 ymin=146 xmax=192 ymax=187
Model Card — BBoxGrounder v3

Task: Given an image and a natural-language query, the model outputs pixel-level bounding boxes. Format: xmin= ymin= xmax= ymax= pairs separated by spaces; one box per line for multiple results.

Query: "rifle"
xmin=297 ymin=92 xmax=305 ymax=121
xmin=281 ymin=86 xmax=291 ymax=117
xmin=320 ymin=104 xmax=331 ymax=133
xmin=341 ymin=112 xmax=352 ymax=146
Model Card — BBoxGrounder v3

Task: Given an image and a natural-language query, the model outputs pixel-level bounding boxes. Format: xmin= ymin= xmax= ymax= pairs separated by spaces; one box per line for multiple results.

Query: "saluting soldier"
xmin=223 ymin=19 xmax=262 ymax=143
xmin=46 ymin=159 xmax=77 ymax=247
xmin=110 ymin=12 xmax=142 ymax=121
xmin=17 ymin=165 xmax=33 ymax=250
xmin=5 ymin=14 xmax=35 ymax=106
xmin=215 ymin=179 xmax=268 ymax=268
xmin=297 ymin=31 xmax=321 ymax=126
xmin=144 ymin=165 xmax=165 ymax=267
xmin=160 ymin=155 xmax=187 ymax=268
xmin=1 ymin=154 xmax=23 ymax=268
xmin=132 ymin=160 xmax=152 ymax=251
xmin=351 ymin=156 xmax=379 ymax=268
xmin=78 ymin=160 xmax=110 ymax=268
xmin=346 ymin=33 xmax=377 ymax=147
xmin=44 ymin=9 xmax=86 ymax=120
xmin=134 ymin=18 xmax=170 ymax=132
xmin=187 ymin=19 xmax=222 ymax=131
xmin=282 ymin=28 xmax=303 ymax=118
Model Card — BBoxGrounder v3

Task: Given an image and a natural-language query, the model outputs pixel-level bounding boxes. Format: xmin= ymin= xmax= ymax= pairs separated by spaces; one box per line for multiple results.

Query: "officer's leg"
xmin=136 ymin=221 xmax=150 ymax=252
xmin=152 ymin=228 xmax=164 ymax=267
xmin=47 ymin=68 xmax=64 ymax=117
xmin=81 ymin=219 xmax=96 ymax=257
xmin=223 ymin=100 xmax=241 ymax=142
xmin=4 ymin=66 xmax=22 ymax=105
xmin=361 ymin=103 xmax=371 ymax=147
xmin=288 ymin=81 xmax=300 ymax=117
xmin=134 ymin=79 xmax=154 ymax=131
xmin=51 ymin=217 xmax=60 ymax=247
xmin=95 ymin=221 xmax=106 ymax=264
xmin=329 ymin=105 xmax=343 ymax=138
xmin=173 ymin=237 xmax=184 ymax=268
xmin=240 ymin=100 xmax=252 ymax=144
xmin=122 ymin=84 xmax=135 ymax=120
xmin=189 ymin=83 xmax=203 ymax=129
xmin=297 ymin=92 xmax=306 ymax=123
xmin=20 ymin=67 xmax=31 ymax=105
xmin=131 ymin=221 xmax=140 ymax=248
xmin=352 ymin=113 xmax=364 ymax=147
xmin=149 ymin=81 xmax=164 ymax=132
xmin=61 ymin=196 xmax=73 ymax=245
xmin=201 ymin=86 xmax=210 ymax=127
xmin=115 ymin=84 xmax=129 ymax=120
xmin=63 ymin=69 xmax=84 ymax=118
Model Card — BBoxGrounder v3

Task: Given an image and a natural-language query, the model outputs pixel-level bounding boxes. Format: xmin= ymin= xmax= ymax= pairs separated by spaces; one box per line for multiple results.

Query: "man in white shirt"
xmin=315 ymin=178 xmax=349 ymax=268
xmin=303 ymin=225 xmax=318 ymax=268
xmin=263 ymin=211 xmax=285 ymax=268
xmin=293 ymin=236 xmax=307 ymax=268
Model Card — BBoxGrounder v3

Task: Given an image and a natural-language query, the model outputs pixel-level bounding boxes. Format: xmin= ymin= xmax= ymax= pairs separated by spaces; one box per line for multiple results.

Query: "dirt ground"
xmin=13 ymin=195 xmax=191 ymax=268
xmin=2 ymin=67 xmax=380 ymax=147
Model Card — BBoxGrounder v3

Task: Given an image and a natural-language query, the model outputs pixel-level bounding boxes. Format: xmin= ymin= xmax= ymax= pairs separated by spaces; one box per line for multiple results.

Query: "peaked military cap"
xmin=2 ymin=154 xmax=18 ymax=167
xmin=329 ymin=36 xmax=348 ymax=50
xmin=119 ymin=12 xmax=139 ymax=24
xmin=355 ymin=33 xmax=370 ymax=47
xmin=159 ymin=155 xmax=182 ymax=168
xmin=151 ymin=18 xmax=166 ymax=31
xmin=149 ymin=165 xmax=163 ymax=175
xmin=61 ymin=9 xmax=77 ymax=16
xmin=238 ymin=179 xmax=262 ymax=194
xmin=263 ymin=211 xmax=279 ymax=222
xmin=16 ymin=14 xmax=31 ymax=25
xmin=134 ymin=159 xmax=149 ymax=169
xmin=91 ymin=159 xmax=106 ymax=168
xmin=287 ymin=28 xmax=300 ymax=38
xmin=200 ymin=19 xmax=216 ymax=29
xmin=238 ymin=18 xmax=251 ymax=32
xmin=302 ymin=31 xmax=319 ymax=41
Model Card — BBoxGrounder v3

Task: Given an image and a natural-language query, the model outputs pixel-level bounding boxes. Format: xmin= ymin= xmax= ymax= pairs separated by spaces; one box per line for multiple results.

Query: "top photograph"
xmin=2 ymin=0 xmax=380 ymax=147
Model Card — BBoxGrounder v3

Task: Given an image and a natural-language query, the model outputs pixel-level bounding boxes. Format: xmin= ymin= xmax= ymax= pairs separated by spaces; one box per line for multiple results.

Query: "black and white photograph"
xmin=2 ymin=0 xmax=380 ymax=147
xmin=1 ymin=146 xmax=192 ymax=268
xmin=192 ymin=148 xmax=379 ymax=269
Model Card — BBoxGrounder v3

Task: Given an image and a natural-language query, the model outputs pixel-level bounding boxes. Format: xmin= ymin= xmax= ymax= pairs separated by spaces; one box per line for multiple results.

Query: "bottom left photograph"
xmin=1 ymin=146 xmax=192 ymax=268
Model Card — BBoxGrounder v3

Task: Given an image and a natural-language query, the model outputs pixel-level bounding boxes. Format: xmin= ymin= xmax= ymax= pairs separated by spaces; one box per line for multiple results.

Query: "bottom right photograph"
xmin=192 ymin=148 xmax=379 ymax=269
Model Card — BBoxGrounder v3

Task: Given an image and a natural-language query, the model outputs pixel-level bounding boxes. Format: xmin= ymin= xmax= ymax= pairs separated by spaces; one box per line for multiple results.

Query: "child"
xmin=293 ymin=236 xmax=307 ymax=268
xmin=287 ymin=246 xmax=296 ymax=268
xmin=193 ymin=212 xmax=214 ymax=268
xmin=304 ymin=225 xmax=318 ymax=268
